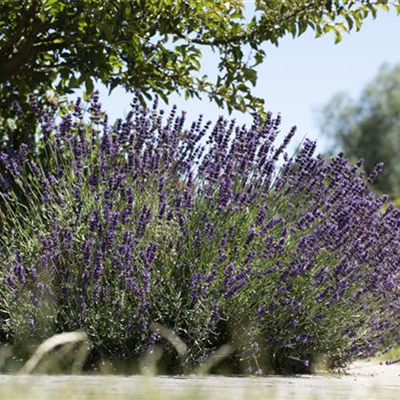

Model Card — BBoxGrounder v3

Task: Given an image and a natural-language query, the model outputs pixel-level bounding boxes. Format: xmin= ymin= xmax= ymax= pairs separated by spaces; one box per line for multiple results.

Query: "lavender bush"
xmin=0 ymin=92 xmax=399 ymax=374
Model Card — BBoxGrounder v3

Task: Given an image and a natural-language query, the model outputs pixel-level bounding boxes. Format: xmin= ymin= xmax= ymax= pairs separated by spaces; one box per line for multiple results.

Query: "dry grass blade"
xmin=19 ymin=331 xmax=89 ymax=375
xmin=139 ymin=346 xmax=163 ymax=376
xmin=195 ymin=344 xmax=234 ymax=375
xmin=150 ymin=322 xmax=188 ymax=357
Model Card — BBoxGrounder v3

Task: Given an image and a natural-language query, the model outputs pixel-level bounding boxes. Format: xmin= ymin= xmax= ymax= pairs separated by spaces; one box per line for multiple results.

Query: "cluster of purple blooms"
xmin=0 ymin=92 xmax=399 ymax=373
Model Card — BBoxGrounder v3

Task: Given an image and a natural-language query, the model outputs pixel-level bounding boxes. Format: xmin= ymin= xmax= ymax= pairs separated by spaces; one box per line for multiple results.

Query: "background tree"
xmin=1 ymin=0 xmax=399 ymax=147
xmin=318 ymin=64 xmax=400 ymax=197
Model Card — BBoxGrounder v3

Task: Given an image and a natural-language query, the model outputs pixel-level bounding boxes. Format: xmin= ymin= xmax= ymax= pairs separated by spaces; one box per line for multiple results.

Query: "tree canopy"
xmin=318 ymin=64 xmax=400 ymax=197
xmin=1 ymin=0 xmax=399 ymax=146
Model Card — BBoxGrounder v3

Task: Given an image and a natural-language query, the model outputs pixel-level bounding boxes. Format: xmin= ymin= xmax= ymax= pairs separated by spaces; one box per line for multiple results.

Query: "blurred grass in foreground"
xmin=0 ymin=337 xmax=399 ymax=400
xmin=0 ymin=376 xmax=398 ymax=400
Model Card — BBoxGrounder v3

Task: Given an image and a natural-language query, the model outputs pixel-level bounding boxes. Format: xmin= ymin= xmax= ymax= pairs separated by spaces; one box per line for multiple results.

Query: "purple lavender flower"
xmin=368 ymin=162 xmax=384 ymax=184
xmin=190 ymin=272 xmax=204 ymax=304
xmin=93 ymin=259 xmax=104 ymax=280
xmin=1 ymin=92 xmax=398 ymax=376
xmin=256 ymin=305 xmax=266 ymax=321
xmin=27 ymin=317 xmax=36 ymax=331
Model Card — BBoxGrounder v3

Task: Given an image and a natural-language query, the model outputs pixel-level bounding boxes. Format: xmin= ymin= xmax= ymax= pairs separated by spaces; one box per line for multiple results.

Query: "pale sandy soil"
xmin=347 ymin=359 xmax=400 ymax=378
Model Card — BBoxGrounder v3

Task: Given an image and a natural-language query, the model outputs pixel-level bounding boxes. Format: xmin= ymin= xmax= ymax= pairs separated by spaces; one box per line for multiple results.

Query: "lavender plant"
xmin=0 ymin=92 xmax=399 ymax=374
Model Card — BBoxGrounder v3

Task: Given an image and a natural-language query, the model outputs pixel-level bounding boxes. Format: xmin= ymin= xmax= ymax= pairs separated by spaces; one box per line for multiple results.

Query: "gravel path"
xmin=0 ymin=361 xmax=399 ymax=399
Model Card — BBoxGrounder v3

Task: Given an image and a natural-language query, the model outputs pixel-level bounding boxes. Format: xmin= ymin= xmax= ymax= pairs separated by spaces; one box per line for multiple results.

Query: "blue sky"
xmin=71 ymin=7 xmax=400 ymax=153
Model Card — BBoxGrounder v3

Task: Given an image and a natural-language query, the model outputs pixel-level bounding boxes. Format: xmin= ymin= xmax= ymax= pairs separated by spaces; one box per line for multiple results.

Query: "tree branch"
xmin=0 ymin=0 xmax=40 ymax=57
xmin=0 ymin=28 xmax=45 ymax=82
xmin=188 ymin=0 xmax=328 ymax=47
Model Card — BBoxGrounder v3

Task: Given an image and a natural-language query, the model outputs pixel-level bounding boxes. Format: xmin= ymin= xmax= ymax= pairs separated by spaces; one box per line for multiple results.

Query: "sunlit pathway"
xmin=0 ymin=361 xmax=399 ymax=400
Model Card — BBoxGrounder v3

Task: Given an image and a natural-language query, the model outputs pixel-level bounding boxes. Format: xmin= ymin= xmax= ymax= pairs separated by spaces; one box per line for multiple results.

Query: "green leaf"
xmin=237 ymin=83 xmax=248 ymax=92
xmin=334 ymin=30 xmax=342 ymax=44
xmin=378 ymin=4 xmax=390 ymax=12
xmin=191 ymin=58 xmax=201 ymax=71
xmin=254 ymin=51 xmax=264 ymax=65
xmin=345 ymin=15 xmax=354 ymax=31
xmin=85 ymin=78 xmax=94 ymax=97
xmin=243 ymin=68 xmax=257 ymax=86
